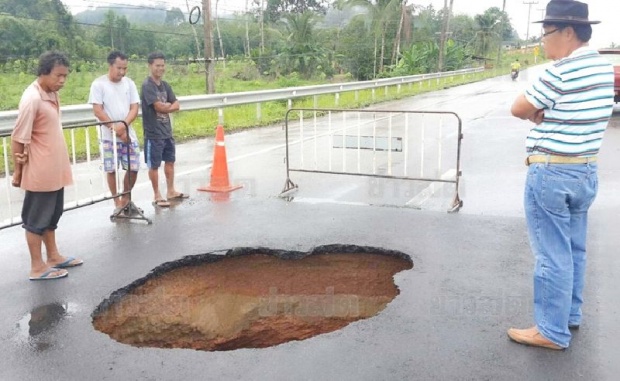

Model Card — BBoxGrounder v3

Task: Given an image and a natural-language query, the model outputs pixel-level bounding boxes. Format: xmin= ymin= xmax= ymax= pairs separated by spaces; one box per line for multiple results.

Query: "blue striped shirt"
xmin=524 ymin=47 xmax=615 ymax=156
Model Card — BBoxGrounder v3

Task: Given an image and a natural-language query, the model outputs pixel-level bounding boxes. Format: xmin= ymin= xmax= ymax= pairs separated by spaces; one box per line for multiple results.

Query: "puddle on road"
xmin=16 ymin=302 xmax=79 ymax=352
xmin=92 ymin=245 xmax=413 ymax=351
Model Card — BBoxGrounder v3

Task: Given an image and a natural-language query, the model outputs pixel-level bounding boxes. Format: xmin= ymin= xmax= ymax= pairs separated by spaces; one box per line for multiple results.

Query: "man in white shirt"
xmin=88 ymin=51 xmax=140 ymax=214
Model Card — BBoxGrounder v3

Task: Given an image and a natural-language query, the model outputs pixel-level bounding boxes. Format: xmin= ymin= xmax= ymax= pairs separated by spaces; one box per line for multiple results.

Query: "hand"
xmin=14 ymin=150 xmax=28 ymax=165
xmin=113 ymin=123 xmax=129 ymax=142
xmin=529 ymin=109 xmax=544 ymax=125
xmin=11 ymin=171 xmax=22 ymax=187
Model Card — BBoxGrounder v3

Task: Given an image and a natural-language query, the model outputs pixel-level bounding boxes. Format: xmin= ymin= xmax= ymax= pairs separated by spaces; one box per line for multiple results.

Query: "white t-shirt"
xmin=88 ymin=75 xmax=140 ymax=142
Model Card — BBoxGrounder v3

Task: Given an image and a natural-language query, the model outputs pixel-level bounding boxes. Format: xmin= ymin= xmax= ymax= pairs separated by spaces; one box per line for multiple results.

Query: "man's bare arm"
xmin=153 ymin=100 xmax=180 ymax=114
xmin=511 ymin=94 xmax=544 ymax=125
xmin=92 ymin=103 xmax=129 ymax=141
xmin=11 ymin=140 xmax=27 ymax=187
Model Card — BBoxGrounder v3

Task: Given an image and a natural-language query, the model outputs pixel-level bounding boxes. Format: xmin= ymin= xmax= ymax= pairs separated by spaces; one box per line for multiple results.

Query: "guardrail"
xmin=0 ymin=67 xmax=484 ymax=134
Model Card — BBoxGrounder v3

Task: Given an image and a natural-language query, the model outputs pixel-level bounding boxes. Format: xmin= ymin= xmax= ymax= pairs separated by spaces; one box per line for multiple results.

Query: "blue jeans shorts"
xmin=145 ymin=138 xmax=176 ymax=169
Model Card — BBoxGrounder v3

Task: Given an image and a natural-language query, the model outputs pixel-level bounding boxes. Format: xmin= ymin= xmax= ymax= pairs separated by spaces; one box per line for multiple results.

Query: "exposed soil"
xmin=93 ymin=248 xmax=412 ymax=351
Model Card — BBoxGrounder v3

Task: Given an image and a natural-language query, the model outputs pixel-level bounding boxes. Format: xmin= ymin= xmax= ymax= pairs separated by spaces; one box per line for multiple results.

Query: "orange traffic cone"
xmin=198 ymin=125 xmax=243 ymax=193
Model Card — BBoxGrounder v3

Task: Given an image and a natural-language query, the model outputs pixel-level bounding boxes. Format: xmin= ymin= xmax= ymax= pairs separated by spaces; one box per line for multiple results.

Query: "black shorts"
xmin=145 ymin=138 xmax=176 ymax=169
xmin=21 ymin=189 xmax=64 ymax=235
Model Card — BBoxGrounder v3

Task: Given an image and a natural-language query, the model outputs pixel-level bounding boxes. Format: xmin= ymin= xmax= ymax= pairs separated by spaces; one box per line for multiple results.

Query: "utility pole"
xmin=203 ymin=0 xmax=215 ymax=93
xmin=523 ymin=0 xmax=539 ymax=52
xmin=496 ymin=0 xmax=506 ymax=66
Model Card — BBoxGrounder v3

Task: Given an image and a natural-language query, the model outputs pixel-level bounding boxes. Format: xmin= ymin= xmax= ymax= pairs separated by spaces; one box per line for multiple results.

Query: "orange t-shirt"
xmin=11 ymin=81 xmax=73 ymax=192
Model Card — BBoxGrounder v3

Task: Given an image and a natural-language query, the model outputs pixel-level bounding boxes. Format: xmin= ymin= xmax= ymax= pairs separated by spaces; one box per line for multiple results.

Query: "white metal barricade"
xmin=281 ymin=108 xmax=463 ymax=212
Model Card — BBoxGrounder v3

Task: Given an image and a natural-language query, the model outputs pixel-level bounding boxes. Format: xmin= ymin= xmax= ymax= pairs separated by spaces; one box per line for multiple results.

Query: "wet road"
xmin=1 ymin=67 xmax=620 ymax=380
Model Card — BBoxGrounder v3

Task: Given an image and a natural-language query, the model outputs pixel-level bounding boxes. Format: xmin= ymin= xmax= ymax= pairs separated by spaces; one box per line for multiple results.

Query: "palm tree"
xmin=279 ymin=12 xmax=325 ymax=77
xmin=473 ymin=9 xmax=501 ymax=60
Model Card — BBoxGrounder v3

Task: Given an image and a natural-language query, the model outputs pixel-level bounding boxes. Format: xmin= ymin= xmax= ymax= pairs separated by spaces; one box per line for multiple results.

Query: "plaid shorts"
xmin=101 ymin=139 xmax=140 ymax=172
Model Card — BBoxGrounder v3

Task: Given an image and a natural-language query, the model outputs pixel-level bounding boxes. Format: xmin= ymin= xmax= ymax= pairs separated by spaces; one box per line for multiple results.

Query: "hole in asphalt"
xmin=92 ymin=245 xmax=413 ymax=351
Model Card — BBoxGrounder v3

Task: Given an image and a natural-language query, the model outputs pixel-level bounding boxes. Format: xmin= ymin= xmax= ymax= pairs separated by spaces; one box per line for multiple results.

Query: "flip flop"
xmin=29 ymin=268 xmax=68 ymax=281
xmin=152 ymin=199 xmax=171 ymax=208
xmin=53 ymin=256 xmax=84 ymax=268
xmin=167 ymin=193 xmax=189 ymax=200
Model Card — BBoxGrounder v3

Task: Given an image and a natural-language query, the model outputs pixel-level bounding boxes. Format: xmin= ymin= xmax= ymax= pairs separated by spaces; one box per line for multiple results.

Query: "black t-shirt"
xmin=140 ymin=77 xmax=177 ymax=139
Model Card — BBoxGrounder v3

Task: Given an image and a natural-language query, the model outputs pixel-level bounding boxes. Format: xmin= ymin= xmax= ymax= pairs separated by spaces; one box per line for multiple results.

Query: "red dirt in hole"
xmin=93 ymin=252 xmax=412 ymax=351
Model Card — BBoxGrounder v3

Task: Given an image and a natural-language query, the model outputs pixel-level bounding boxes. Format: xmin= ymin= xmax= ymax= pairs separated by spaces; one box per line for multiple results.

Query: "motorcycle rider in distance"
xmin=511 ymin=59 xmax=521 ymax=80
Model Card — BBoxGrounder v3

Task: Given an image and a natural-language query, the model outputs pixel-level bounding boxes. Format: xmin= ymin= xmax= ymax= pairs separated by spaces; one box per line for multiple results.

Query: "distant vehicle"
xmin=599 ymin=49 xmax=620 ymax=103
xmin=510 ymin=69 xmax=519 ymax=81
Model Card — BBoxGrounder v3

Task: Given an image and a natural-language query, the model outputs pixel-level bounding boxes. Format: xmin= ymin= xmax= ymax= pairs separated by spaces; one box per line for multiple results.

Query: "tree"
xmin=449 ymin=14 xmax=477 ymax=46
xmin=335 ymin=0 xmax=404 ymax=77
xmin=101 ymin=10 xmax=117 ymax=49
xmin=472 ymin=8 xmax=503 ymax=59
xmin=215 ymin=0 xmax=225 ymax=62
xmin=165 ymin=7 xmax=185 ymax=26
xmin=391 ymin=3 xmax=422 ymax=66
xmin=265 ymin=0 xmax=330 ymax=22
xmin=410 ymin=5 xmax=442 ymax=42
xmin=336 ymin=17 xmax=375 ymax=80
xmin=278 ymin=11 xmax=326 ymax=78
xmin=393 ymin=38 xmax=470 ymax=76
xmin=0 ymin=0 xmax=50 ymax=19
xmin=437 ymin=0 xmax=454 ymax=72
xmin=216 ymin=17 xmax=253 ymax=58
xmin=115 ymin=15 xmax=131 ymax=52
xmin=0 ymin=16 xmax=33 ymax=58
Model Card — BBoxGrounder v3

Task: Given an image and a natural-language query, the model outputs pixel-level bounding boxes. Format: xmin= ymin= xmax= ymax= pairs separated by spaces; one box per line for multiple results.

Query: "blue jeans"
xmin=524 ymin=163 xmax=598 ymax=348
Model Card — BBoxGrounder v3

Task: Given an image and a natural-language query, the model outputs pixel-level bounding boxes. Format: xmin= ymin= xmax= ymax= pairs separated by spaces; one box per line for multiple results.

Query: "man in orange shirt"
xmin=11 ymin=51 xmax=84 ymax=281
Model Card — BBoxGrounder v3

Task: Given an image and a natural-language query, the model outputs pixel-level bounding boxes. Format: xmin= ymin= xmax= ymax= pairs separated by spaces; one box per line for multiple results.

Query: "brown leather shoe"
xmin=507 ymin=326 xmax=564 ymax=350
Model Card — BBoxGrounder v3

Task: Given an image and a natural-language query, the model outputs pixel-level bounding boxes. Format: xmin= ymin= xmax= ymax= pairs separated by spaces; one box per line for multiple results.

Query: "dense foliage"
xmin=0 ymin=0 xmax=534 ymax=81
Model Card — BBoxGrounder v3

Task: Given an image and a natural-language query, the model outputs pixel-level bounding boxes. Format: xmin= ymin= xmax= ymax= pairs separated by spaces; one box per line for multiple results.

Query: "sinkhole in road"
xmin=92 ymin=245 xmax=413 ymax=351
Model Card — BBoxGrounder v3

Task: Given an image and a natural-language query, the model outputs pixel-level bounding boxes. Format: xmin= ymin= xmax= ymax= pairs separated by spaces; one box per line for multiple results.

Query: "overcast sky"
xmin=61 ymin=0 xmax=618 ymax=49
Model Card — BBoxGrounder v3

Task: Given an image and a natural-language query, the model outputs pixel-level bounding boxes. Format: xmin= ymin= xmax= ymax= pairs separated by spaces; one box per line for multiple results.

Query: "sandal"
xmin=152 ymin=199 xmax=171 ymax=208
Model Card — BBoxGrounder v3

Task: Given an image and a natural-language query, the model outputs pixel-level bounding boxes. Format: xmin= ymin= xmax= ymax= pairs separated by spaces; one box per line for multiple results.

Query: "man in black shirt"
xmin=140 ymin=52 xmax=188 ymax=207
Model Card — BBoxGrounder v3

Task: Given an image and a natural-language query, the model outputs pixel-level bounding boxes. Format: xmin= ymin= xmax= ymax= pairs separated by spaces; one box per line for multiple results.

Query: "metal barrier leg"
xmin=448 ymin=194 xmax=463 ymax=213
xmin=280 ymin=178 xmax=298 ymax=196
xmin=279 ymin=114 xmax=298 ymax=198
xmin=107 ymin=121 xmax=151 ymax=224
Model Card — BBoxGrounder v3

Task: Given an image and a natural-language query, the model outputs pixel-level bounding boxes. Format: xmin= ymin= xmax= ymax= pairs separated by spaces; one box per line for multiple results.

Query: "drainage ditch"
xmin=92 ymin=245 xmax=413 ymax=351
